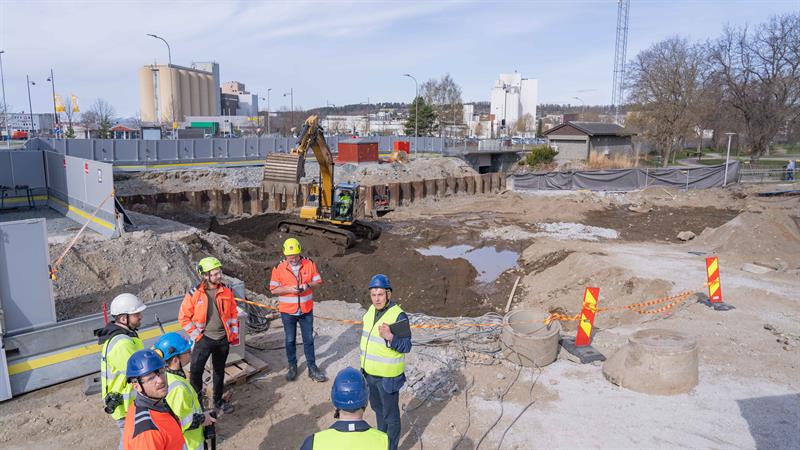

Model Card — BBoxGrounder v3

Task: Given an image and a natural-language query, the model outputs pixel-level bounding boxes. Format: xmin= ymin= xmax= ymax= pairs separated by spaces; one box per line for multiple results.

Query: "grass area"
xmin=673 ymin=148 xmax=720 ymax=160
xmin=773 ymin=144 xmax=800 ymax=155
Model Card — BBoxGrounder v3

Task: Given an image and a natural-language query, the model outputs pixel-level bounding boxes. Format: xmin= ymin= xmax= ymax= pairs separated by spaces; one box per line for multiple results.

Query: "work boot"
xmin=308 ymin=365 xmax=328 ymax=383
xmin=215 ymin=400 xmax=234 ymax=414
xmin=286 ymin=364 xmax=298 ymax=382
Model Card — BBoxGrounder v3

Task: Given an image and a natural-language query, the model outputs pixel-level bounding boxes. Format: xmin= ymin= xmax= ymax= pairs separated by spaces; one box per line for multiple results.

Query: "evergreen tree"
xmin=404 ymin=96 xmax=438 ymax=137
xmin=97 ymin=117 xmax=112 ymax=139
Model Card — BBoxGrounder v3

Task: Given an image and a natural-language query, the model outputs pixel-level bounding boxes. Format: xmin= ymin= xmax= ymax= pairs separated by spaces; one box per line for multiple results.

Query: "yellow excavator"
xmin=263 ymin=115 xmax=383 ymax=248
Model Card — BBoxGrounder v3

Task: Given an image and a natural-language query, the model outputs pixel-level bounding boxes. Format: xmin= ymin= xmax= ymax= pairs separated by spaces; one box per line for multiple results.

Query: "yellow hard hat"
xmin=283 ymin=238 xmax=302 ymax=256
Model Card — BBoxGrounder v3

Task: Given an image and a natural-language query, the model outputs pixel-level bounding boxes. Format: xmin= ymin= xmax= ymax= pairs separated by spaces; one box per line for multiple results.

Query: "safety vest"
xmin=100 ymin=333 xmax=144 ymax=420
xmin=312 ymin=428 xmax=388 ymax=450
xmin=360 ymin=304 xmax=406 ymax=378
xmin=270 ymin=258 xmax=322 ymax=315
xmin=179 ymin=283 xmax=240 ymax=343
xmin=164 ymin=371 xmax=205 ymax=450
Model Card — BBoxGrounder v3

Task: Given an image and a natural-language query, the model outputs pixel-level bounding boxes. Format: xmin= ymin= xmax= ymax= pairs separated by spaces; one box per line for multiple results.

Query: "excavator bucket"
xmin=264 ymin=152 xmax=305 ymax=184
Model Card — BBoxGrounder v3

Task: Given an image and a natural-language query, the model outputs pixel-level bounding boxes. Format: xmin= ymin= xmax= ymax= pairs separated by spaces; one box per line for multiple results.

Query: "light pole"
xmin=0 ymin=50 xmax=9 ymax=147
xmin=26 ymin=75 xmax=35 ymax=139
xmin=283 ymin=88 xmax=293 ymax=136
xmin=572 ymin=96 xmax=586 ymax=117
xmin=266 ymin=88 xmax=272 ymax=135
xmin=47 ymin=68 xmax=59 ymax=137
xmin=146 ymin=33 xmax=176 ymax=139
xmin=724 ymin=132 xmax=735 ymax=187
xmin=403 ymin=74 xmax=418 ymax=158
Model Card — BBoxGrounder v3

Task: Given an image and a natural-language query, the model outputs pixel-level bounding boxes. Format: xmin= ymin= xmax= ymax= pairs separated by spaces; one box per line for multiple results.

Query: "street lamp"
xmin=0 ymin=50 xmax=9 ymax=147
xmin=724 ymin=132 xmax=736 ymax=186
xmin=572 ymin=96 xmax=586 ymax=116
xmin=26 ymin=75 xmax=36 ymax=139
xmin=47 ymin=68 xmax=59 ymax=137
xmin=146 ymin=33 xmax=176 ymax=139
xmin=266 ymin=88 xmax=272 ymax=135
xmin=283 ymin=88 xmax=293 ymax=136
xmin=403 ymin=73 xmax=418 ymax=158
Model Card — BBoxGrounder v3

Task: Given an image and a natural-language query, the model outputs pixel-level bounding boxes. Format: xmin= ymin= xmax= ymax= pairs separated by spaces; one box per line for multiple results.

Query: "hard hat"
xmin=109 ymin=293 xmax=147 ymax=316
xmin=368 ymin=274 xmax=392 ymax=291
xmin=154 ymin=332 xmax=193 ymax=362
xmin=283 ymin=238 xmax=302 ymax=256
xmin=197 ymin=256 xmax=222 ymax=275
xmin=331 ymin=367 xmax=368 ymax=410
xmin=126 ymin=349 xmax=166 ymax=381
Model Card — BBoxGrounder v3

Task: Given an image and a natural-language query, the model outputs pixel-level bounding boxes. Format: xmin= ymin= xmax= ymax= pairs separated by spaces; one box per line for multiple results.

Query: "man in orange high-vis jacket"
xmin=179 ymin=256 xmax=239 ymax=414
xmin=270 ymin=238 xmax=328 ymax=383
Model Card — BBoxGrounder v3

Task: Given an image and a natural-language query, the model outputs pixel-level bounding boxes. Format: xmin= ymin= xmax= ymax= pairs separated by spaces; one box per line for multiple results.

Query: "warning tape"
xmin=235 ymin=289 xmax=696 ymax=331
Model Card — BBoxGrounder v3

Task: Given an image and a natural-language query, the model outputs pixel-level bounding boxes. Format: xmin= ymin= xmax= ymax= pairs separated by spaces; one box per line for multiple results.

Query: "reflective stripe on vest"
xmin=312 ymin=427 xmax=389 ymax=450
xmin=360 ymin=304 xmax=405 ymax=378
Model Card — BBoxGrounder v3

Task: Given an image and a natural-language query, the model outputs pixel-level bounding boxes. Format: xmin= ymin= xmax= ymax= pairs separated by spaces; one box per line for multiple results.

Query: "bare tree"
xmin=627 ymin=37 xmax=704 ymax=166
xmin=709 ymin=13 xmax=800 ymax=160
xmin=514 ymin=113 xmax=535 ymax=135
xmin=421 ymin=73 xmax=463 ymax=137
xmin=474 ymin=121 xmax=484 ymax=138
xmin=86 ymin=98 xmax=116 ymax=138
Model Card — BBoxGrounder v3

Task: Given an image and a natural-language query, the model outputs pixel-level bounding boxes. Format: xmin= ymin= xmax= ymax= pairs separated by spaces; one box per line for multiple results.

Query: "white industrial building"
xmin=489 ymin=73 xmax=538 ymax=134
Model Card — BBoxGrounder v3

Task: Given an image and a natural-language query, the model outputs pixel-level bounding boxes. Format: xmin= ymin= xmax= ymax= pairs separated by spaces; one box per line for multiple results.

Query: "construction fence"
xmin=0 ymin=150 xmax=119 ymax=238
xmin=510 ymin=161 xmax=740 ymax=191
xmin=27 ymin=136 xmax=447 ymax=169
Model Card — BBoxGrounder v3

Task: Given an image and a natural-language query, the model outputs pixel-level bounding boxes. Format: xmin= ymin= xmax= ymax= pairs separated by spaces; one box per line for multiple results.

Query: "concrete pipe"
xmin=602 ymin=328 xmax=698 ymax=395
xmin=501 ymin=310 xmax=561 ymax=367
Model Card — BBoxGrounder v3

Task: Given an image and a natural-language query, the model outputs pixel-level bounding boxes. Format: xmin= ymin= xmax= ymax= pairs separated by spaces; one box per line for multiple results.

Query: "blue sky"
xmin=1 ymin=0 xmax=797 ymax=117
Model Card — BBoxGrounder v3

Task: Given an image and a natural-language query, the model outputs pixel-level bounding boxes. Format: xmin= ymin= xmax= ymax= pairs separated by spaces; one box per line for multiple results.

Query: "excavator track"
xmin=350 ymin=220 xmax=382 ymax=240
xmin=278 ymin=220 xmax=358 ymax=250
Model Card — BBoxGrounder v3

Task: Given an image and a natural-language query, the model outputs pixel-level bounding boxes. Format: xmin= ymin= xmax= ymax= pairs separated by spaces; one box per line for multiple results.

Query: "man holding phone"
xmin=359 ymin=274 xmax=412 ymax=450
xmin=270 ymin=237 xmax=328 ymax=383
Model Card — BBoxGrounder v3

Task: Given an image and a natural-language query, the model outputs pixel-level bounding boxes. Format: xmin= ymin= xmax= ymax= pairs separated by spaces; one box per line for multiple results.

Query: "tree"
xmin=404 ymin=96 xmax=437 ymax=137
xmin=85 ymin=98 xmax=116 ymax=138
xmin=536 ymin=118 xmax=544 ymax=137
xmin=709 ymin=13 xmax=800 ymax=160
xmin=421 ymin=73 xmax=463 ymax=137
xmin=627 ymin=37 xmax=704 ymax=166
xmin=514 ymin=113 xmax=535 ymax=135
xmin=474 ymin=121 xmax=484 ymax=138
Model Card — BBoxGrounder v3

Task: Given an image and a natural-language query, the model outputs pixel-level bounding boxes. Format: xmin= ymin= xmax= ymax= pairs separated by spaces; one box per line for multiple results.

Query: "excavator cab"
xmin=332 ymin=184 xmax=358 ymax=223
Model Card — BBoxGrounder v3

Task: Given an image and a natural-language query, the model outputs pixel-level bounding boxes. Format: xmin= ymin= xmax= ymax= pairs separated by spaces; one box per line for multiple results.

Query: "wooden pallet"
xmin=201 ymin=351 xmax=269 ymax=398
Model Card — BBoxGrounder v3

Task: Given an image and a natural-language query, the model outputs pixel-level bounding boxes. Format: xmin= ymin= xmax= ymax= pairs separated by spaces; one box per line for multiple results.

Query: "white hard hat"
xmin=110 ymin=293 xmax=147 ymax=316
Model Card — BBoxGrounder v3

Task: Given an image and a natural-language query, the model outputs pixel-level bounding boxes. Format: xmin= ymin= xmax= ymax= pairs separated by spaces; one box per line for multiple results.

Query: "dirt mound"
xmin=583 ymin=205 xmax=740 ymax=242
xmin=51 ymin=228 xmax=244 ymax=320
xmin=336 ymin=157 xmax=478 ymax=185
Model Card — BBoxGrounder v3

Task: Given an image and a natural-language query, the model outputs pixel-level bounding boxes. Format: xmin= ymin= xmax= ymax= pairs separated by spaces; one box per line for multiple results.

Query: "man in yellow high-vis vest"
xmin=98 ymin=293 xmax=147 ymax=450
xmin=359 ymin=274 xmax=412 ymax=450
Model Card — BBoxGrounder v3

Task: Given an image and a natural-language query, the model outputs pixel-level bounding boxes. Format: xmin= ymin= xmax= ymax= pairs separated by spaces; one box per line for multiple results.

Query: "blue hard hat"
xmin=154 ymin=332 xmax=193 ymax=362
xmin=331 ymin=367 xmax=369 ymax=410
xmin=368 ymin=274 xmax=392 ymax=291
xmin=126 ymin=349 xmax=166 ymax=381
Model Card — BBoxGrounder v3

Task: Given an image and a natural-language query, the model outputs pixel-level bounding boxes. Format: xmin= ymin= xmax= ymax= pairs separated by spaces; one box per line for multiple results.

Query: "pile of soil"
xmin=584 ymin=205 xmax=740 ymax=242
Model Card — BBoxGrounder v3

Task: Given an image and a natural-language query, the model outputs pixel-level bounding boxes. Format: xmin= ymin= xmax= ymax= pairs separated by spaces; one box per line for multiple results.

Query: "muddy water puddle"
xmin=417 ymin=245 xmax=519 ymax=284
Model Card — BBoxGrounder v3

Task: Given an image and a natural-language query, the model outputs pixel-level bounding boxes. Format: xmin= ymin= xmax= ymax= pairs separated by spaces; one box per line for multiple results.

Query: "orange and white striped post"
xmin=706 ymin=256 xmax=723 ymax=303
xmin=575 ymin=287 xmax=600 ymax=347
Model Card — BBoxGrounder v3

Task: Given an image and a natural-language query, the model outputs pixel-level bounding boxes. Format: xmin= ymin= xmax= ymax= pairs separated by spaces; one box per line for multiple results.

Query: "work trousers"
xmin=190 ymin=335 xmax=230 ymax=405
xmin=116 ymin=418 xmax=125 ymax=450
xmin=280 ymin=312 xmax=317 ymax=368
xmin=366 ymin=373 xmax=402 ymax=450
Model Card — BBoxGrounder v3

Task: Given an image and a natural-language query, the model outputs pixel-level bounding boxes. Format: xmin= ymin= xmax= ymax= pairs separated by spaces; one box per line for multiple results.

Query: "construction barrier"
xmin=575 ymin=287 xmax=600 ymax=347
xmin=705 ymin=256 xmax=723 ymax=303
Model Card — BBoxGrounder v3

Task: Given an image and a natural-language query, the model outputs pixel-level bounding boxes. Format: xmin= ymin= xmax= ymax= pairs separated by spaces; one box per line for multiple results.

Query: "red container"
xmin=338 ymin=140 xmax=379 ymax=163
xmin=393 ymin=141 xmax=410 ymax=153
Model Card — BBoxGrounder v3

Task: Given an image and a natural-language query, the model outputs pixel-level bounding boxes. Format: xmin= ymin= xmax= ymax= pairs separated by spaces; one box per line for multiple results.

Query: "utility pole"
xmin=724 ymin=132 xmax=735 ymax=186
xmin=611 ymin=0 xmax=630 ymax=124
xmin=0 ymin=50 xmax=9 ymax=147
xmin=403 ymin=74 xmax=418 ymax=158
xmin=283 ymin=88 xmax=294 ymax=136
xmin=47 ymin=68 xmax=59 ymax=137
xmin=26 ymin=75 xmax=35 ymax=139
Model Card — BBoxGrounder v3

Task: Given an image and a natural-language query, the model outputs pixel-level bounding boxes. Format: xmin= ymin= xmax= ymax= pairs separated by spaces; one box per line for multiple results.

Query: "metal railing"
xmin=738 ymin=168 xmax=797 ymax=183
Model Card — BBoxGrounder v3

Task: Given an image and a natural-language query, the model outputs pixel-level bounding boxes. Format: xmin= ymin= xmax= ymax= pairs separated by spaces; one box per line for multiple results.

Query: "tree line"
xmin=626 ymin=12 xmax=799 ymax=164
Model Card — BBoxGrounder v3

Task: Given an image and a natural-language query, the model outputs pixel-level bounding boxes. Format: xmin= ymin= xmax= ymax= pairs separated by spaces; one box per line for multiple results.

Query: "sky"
xmin=0 ymin=0 xmax=797 ymax=117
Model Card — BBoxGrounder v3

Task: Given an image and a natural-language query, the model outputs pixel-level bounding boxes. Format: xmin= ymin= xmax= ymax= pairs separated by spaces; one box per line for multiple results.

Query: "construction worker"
xmin=179 ymin=256 xmax=240 ymax=414
xmin=155 ymin=333 xmax=216 ymax=450
xmin=300 ymin=367 xmax=389 ymax=450
xmin=122 ymin=349 xmax=185 ymax=450
xmin=337 ymin=191 xmax=353 ymax=219
xmin=98 ymin=293 xmax=147 ymax=450
xmin=269 ymin=237 xmax=328 ymax=382
xmin=360 ymin=274 xmax=412 ymax=450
